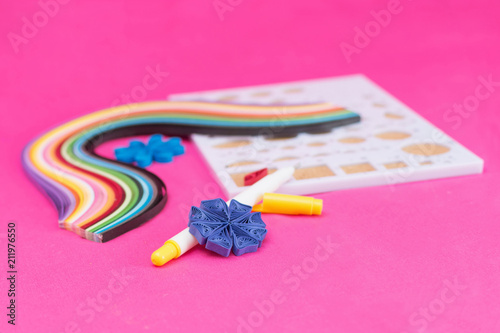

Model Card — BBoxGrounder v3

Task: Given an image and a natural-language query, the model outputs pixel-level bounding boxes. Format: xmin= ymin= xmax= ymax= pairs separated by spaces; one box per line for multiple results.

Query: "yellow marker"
xmin=151 ymin=229 xmax=196 ymax=266
xmin=252 ymin=193 xmax=323 ymax=215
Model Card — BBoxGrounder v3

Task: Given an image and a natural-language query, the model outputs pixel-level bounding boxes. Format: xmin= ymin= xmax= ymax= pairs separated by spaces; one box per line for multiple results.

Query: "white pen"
xmin=151 ymin=166 xmax=295 ymax=266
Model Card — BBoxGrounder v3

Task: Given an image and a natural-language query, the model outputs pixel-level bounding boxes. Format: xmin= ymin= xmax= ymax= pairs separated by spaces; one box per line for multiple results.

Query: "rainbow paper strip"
xmin=22 ymin=101 xmax=360 ymax=242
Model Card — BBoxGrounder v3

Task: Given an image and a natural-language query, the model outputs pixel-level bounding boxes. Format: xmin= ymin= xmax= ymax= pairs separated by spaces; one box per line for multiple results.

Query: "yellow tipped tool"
xmin=151 ymin=228 xmax=197 ymax=266
xmin=151 ymin=240 xmax=182 ymax=266
xmin=252 ymin=193 xmax=323 ymax=215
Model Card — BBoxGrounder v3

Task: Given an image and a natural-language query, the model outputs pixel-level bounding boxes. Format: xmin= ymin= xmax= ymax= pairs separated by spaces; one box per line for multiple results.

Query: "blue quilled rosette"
xmin=188 ymin=198 xmax=268 ymax=257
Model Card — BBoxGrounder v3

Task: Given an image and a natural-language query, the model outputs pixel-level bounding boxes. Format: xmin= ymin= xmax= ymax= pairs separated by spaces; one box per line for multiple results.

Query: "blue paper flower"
xmin=188 ymin=198 xmax=267 ymax=257
xmin=114 ymin=134 xmax=185 ymax=168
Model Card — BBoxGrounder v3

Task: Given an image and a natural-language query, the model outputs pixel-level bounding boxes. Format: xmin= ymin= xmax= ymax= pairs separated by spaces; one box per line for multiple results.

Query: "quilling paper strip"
xmin=22 ymin=101 xmax=360 ymax=242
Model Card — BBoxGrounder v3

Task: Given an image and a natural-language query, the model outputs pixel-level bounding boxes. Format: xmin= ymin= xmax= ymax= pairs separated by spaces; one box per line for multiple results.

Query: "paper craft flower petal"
xmin=206 ymin=227 xmax=233 ymax=257
xmin=200 ymin=198 xmax=229 ymax=221
xmin=189 ymin=222 xmax=225 ymax=245
xmin=232 ymin=223 xmax=267 ymax=246
xmin=188 ymin=206 xmax=217 ymax=224
xmin=228 ymin=200 xmax=253 ymax=220
xmin=232 ymin=227 xmax=260 ymax=256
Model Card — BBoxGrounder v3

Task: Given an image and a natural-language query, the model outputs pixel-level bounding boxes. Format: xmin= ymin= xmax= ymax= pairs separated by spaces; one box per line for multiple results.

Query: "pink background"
xmin=1 ymin=0 xmax=499 ymax=332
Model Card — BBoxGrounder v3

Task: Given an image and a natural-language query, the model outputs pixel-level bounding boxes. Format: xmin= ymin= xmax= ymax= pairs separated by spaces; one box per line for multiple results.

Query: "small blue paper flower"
xmin=188 ymin=198 xmax=268 ymax=257
xmin=114 ymin=134 xmax=185 ymax=168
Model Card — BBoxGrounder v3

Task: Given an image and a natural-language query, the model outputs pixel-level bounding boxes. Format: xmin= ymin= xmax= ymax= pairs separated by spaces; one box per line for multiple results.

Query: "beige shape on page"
xmin=294 ymin=165 xmax=335 ymax=180
xmin=338 ymin=137 xmax=365 ymax=144
xmin=384 ymin=161 xmax=408 ymax=170
xmin=226 ymin=160 xmax=260 ymax=168
xmin=385 ymin=112 xmax=404 ymax=119
xmin=402 ymin=144 xmax=450 ymax=156
xmin=214 ymin=140 xmax=251 ymax=148
xmin=341 ymin=163 xmax=376 ymax=174
xmin=375 ymin=131 xmax=411 ymax=140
